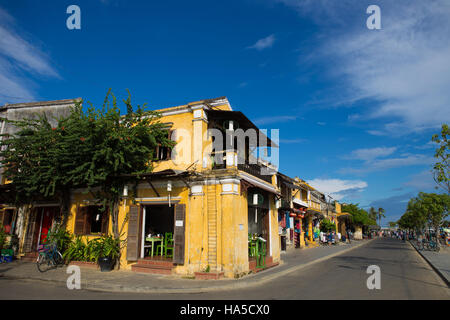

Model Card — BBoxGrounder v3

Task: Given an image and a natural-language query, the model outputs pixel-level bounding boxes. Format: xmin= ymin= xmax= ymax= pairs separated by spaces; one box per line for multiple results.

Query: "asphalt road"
xmin=1 ymin=238 xmax=449 ymax=300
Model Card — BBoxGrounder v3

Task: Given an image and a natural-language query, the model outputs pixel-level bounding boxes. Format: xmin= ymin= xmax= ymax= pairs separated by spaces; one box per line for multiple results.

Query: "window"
xmin=1 ymin=209 xmax=14 ymax=234
xmin=155 ymin=130 xmax=173 ymax=161
xmin=74 ymin=205 xmax=109 ymax=235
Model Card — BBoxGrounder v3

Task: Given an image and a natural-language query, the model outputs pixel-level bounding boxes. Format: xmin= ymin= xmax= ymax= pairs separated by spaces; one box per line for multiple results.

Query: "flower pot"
xmin=98 ymin=256 xmax=114 ymax=272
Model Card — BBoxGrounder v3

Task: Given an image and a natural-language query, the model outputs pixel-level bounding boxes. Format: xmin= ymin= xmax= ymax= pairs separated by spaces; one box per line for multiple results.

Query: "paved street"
xmin=1 ymin=238 xmax=448 ymax=300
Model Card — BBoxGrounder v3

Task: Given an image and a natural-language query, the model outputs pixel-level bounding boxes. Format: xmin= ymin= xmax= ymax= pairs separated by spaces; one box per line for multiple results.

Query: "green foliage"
xmin=89 ymin=234 xmax=123 ymax=261
xmin=320 ymin=219 xmax=336 ymax=233
xmin=45 ymin=224 xmax=73 ymax=253
xmin=63 ymin=236 xmax=87 ymax=262
xmin=377 ymin=208 xmax=386 ymax=227
xmin=388 ymin=221 xmax=397 ymax=228
xmin=431 ymin=124 xmax=449 ymax=193
xmin=341 ymin=203 xmax=376 ymax=227
xmin=368 ymin=207 xmax=377 ymax=221
xmin=399 ymin=192 xmax=450 ymax=230
xmin=0 ymin=89 xmax=175 ymax=250
xmin=0 ymin=225 xmax=6 ymax=250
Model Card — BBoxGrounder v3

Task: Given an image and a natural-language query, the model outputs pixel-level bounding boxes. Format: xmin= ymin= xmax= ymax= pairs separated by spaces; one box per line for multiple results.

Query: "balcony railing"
xmin=308 ymin=200 xmax=321 ymax=211
xmin=210 ymin=150 xmax=274 ymax=184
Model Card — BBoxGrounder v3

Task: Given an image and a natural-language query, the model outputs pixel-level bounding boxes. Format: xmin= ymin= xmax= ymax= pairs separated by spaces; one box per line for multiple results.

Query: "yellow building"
xmin=4 ymin=97 xmax=282 ymax=278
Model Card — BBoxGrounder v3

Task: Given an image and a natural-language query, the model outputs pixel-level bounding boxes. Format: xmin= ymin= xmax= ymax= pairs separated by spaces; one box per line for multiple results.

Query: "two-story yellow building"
xmin=2 ymin=96 xmax=284 ymax=278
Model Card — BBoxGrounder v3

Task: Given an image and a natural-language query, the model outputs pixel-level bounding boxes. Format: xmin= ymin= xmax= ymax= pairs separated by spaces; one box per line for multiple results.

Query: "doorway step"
xmin=21 ymin=252 xmax=38 ymax=262
xmin=131 ymin=257 xmax=174 ymax=275
xmin=248 ymin=256 xmax=279 ymax=273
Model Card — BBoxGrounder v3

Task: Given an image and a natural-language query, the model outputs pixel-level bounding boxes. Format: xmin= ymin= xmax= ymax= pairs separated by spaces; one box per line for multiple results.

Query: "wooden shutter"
xmin=126 ymin=205 xmax=140 ymax=261
xmin=74 ymin=205 xmax=87 ymax=235
xmin=0 ymin=210 xmax=4 ymax=227
xmin=173 ymin=204 xmax=186 ymax=265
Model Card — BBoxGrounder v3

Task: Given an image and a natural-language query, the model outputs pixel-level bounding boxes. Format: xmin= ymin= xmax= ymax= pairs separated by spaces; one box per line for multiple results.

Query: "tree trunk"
xmin=59 ymin=189 xmax=71 ymax=228
xmin=110 ymin=199 xmax=121 ymax=270
xmin=435 ymin=223 xmax=441 ymax=248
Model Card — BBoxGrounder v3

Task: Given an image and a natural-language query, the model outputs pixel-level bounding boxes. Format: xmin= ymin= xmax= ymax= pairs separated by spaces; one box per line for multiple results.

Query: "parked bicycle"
xmin=36 ymin=243 xmax=65 ymax=272
xmin=423 ymin=239 xmax=440 ymax=252
xmin=416 ymin=239 xmax=424 ymax=250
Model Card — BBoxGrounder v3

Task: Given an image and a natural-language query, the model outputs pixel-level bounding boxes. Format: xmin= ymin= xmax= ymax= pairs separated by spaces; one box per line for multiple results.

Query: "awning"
xmin=293 ymin=198 xmax=309 ymax=208
xmin=240 ymin=172 xmax=281 ymax=196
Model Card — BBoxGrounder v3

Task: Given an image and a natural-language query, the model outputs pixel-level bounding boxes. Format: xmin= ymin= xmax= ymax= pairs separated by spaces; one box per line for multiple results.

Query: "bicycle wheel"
xmin=36 ymin=253 xmax=51 ymax=273
xmin=54 ymin=250 xmax=65 ymax=267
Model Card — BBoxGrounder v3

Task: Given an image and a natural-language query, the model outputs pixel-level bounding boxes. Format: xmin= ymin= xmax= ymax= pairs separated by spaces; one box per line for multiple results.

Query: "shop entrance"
xmin=140 ymin=205 xmax=174 ymax=259
xmin=247 ymin=188 xmax=272 ymax=265
xmin=23 ymin=206 xmax=60 ymax=253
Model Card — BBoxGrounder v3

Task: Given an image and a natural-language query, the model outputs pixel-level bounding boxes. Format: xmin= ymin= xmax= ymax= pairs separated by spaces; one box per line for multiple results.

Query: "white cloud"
xmin=403 ymin=170 xmax=436 ymax=191
xmin=307 ymin=178 xmax=368 ymax=200
xmin=276 ymin=0 xmax=450 ymax=135
xmin=0 ymin=8 xmax=59 ymax=104
xmin=254 ymin=115 xmax=296 ymax=125
xmin=339 ymin=154 xmax=433 ymax=175
xmin=347 ymin=147 xmax=397 ymax=161
xmin=279 ymin=138 xmax=308 ymax=144
xmin=247 ymin=34 xmax=276 ymax=51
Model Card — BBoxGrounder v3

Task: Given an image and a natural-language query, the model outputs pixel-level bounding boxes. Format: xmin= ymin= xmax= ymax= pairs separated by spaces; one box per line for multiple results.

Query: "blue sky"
xmin=1 ymin=0 xmax=449 ymax=225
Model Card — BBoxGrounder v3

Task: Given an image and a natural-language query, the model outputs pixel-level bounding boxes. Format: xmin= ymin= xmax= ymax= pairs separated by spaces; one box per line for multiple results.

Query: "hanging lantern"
xmin=223 ymin=120 xmax=239 ymax=131
xmin=250 ymin=193 xmax=264 ymax=206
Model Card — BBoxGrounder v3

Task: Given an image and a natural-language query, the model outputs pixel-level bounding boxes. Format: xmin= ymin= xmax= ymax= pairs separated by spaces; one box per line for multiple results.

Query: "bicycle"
xmin=424 ymin=240 xmax=440 ymax=252
xmin=36 ymin=243 xmax=65 ymax=272
xmin=416 ymin=239 xmax=424 ymax=250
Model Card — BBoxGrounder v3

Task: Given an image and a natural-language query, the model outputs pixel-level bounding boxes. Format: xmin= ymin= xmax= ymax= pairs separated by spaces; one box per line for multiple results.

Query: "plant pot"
xmin=98 ymin=256 xmax=114 ymax=272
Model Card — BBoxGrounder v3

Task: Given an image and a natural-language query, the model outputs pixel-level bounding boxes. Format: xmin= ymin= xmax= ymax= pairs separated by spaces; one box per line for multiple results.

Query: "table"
xmin=144 ymin=237 xmax=163 ymax=257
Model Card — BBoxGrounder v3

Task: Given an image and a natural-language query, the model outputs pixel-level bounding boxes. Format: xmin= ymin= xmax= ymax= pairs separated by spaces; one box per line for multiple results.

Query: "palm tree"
xmin=377 ymin=208 xmax=386 ymax=227
xmin=369 ymin=207 xmax=377 ymax=222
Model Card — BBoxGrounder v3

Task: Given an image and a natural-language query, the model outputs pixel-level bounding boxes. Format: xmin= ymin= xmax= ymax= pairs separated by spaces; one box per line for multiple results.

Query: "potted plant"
xmin=92 ymin=235 xmax=121 ymax=272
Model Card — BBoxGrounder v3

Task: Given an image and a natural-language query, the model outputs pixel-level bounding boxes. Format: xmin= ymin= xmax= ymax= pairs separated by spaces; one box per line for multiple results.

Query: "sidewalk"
xmin=409 ymin=241 xmax=450 ymax=286
xmin=0 ymin=239 xmax=372 ymax=294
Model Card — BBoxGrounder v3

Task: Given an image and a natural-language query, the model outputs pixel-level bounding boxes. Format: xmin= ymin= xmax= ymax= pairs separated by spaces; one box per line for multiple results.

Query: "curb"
xmin=408 ymin=240 xmax=450 ymax=287
xmin=3 ymin=239 xmax=374 ymax=294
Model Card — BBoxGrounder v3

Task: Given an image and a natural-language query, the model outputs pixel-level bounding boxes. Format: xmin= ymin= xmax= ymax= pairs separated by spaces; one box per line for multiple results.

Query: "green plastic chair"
xmin=163 ymin=232 xmax=174 ymax=258
xmin=256 ymin=239 xmax=266 ymax=269
xmin=248 ymin=234 xmax=257 ymax=257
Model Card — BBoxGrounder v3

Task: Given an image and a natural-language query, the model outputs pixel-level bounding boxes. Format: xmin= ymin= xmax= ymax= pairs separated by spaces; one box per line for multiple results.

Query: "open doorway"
xmin=140 ymin=205 xmax=174 ymax=260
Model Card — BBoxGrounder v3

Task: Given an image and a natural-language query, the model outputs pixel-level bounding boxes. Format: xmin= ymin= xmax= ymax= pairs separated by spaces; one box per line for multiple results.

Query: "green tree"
xmin=401 ymin=192 xmax=450 ymax=247
xmin=320 ymin=219 xmax=336 ymax=233
xmin=341 ymin=203 xmax=376 ymax=227
xmin=77 ymin=90 xmax=175 ymax=244
xmin=0 ymin=109 xmax=89 ymax=220
xmin=368 ymin=207 xmax=377 ymax=221
xmin=388 ymin=221 xmax=397 ymax=228
xmin=377 ymin=207 xmax=385 ymax=227
xmin=431 ymin=124 xmax=449 ymax=194
xmin=1 ymin=90 xmax=175 ymax=263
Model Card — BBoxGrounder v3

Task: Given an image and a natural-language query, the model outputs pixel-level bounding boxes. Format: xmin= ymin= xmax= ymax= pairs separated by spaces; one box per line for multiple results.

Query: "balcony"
xmin=238 ymin=163 xmax=273 ymax=183
xmin=308 ymin=200 xmax=321 ymax=212
xmin=210 ymin=150 xmax=274 ymax=184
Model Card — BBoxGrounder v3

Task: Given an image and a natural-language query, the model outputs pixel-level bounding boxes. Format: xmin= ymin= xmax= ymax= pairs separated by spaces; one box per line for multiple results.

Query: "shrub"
xmin=320 ymin=219 xmax=336 ymax=233
xmin=63 ymin=236 xmax=87 ymax=262
xmin=45 ymin=224 xmax=73 ymax=254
